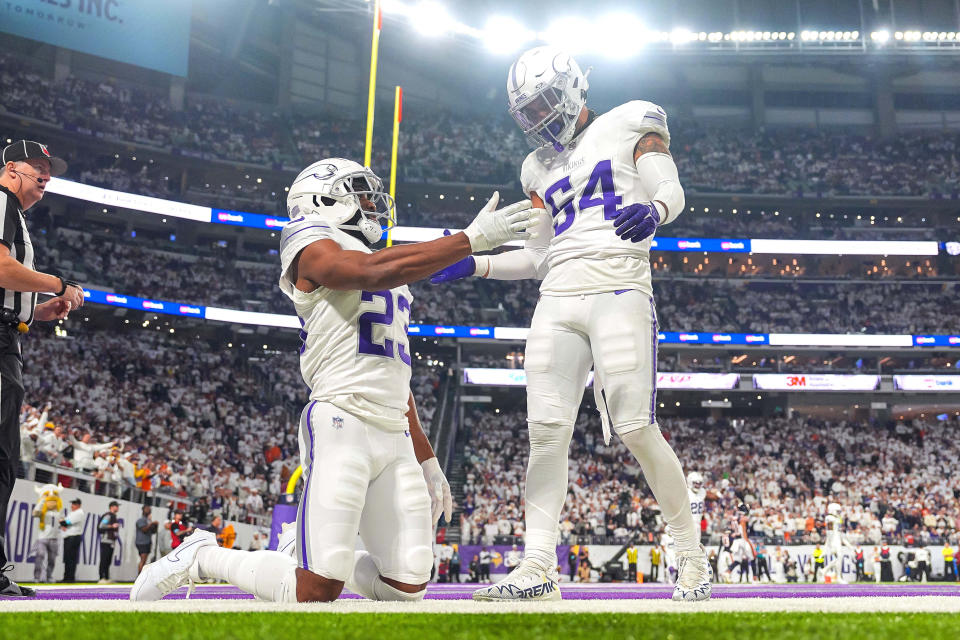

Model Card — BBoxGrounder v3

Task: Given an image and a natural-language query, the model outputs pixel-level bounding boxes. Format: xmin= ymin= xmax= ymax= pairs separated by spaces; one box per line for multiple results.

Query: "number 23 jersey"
xmin=279 ymin=219 xmax=412 ymax=432
xmin=520 ymin=100 xmax=671 ymax=297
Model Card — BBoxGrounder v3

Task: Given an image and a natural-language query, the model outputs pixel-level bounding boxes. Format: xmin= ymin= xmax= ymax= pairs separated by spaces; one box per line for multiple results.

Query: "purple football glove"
xmin=430 ymin=229 xmax=476 ymax=283
xmin=430 ymin=256 xmax=475 ymax=283
xmin=613 ymin=202 xmax=660 ymax=243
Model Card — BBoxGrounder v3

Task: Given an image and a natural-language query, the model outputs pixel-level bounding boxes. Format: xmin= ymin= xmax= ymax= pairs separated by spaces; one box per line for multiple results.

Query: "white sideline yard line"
xmin=4 ymin=596 xmax=960 ymax=614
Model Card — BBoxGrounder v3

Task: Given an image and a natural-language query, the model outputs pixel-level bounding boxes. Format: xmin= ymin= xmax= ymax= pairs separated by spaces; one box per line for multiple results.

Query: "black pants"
xmin=63 ymin=535 xmax=82 ymax=581
xmin=0 ymin=330 xmax=24 ymax=568
xmin=479 ymin=563 xmax=490 ymax=581
xmin=629 ymin=562 xmax=637 ymax=582
xmin=651 ymin=563 xmax=659 ymax=581
xmin=945 ymin=560 xmax=957 ymax=581
xmin=450 ymin=563 xmax=460 ymax=582
xmin=99 ymin=542 xmax=114 ymax=580
xmin=756 ymin=557 xmax=771 ymax=581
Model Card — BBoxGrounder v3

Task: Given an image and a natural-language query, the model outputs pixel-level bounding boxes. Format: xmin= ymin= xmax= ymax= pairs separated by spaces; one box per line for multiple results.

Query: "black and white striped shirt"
xmin=0 ymin=185 xmax=36 ymax=324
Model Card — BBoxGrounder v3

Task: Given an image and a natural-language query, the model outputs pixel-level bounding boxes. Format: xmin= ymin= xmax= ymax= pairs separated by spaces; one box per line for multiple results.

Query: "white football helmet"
xmin=687 ymin=471 xmax=704 ymax=491
xmin=828 ymin=502 xmax=842 ymax=516
xmin=286 ymin=158 xmax=395 ymax=245
xmin=506 ymin=45 xmax=590 ymax=152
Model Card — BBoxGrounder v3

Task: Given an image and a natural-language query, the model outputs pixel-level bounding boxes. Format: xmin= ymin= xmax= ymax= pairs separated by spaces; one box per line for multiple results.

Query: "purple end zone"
xmin=20 ymin=582 xmax=960 ymax=602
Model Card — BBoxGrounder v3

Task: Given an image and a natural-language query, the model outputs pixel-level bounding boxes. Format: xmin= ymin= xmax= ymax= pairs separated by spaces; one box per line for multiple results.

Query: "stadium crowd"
xmin=30 ymin=228 xmax=960 ymax=336
xmin=5 ymin=53 xmax=960 ymax=197
xmin=16 ymin=327 xmax=444 ymax=523
xmin=459 ymin=410 xmax=960 ymax=549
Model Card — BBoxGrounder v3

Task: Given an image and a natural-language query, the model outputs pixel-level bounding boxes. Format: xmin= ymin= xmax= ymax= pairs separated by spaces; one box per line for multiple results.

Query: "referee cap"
xmin=2 ymin=140 xmax=67 ymax=176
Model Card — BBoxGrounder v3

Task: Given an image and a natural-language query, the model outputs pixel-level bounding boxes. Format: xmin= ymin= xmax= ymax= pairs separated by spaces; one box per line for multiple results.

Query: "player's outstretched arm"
xmin=430 ymin=192 xmax=550 ymax=284
xmin=295 ymin=192 xmax=538 ymax=291
xmin=406 ymin=392 xmax=453 ymax=527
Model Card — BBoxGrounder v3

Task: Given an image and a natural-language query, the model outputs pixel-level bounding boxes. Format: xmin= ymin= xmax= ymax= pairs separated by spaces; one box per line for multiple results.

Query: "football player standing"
xmin=432 ymin=46 xmax=711 ymax=602
xmin=132 ymin=159 xmax=540 ymax=603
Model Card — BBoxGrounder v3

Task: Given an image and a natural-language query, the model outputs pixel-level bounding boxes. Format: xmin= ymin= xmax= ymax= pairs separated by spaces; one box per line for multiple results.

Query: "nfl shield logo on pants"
xmin=331 ymin=416 xmax=344 ymax=430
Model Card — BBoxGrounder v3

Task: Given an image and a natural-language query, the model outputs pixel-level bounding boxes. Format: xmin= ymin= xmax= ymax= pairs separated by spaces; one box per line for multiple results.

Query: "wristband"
xmin=56 ymin=276 xmax=80 ymax=297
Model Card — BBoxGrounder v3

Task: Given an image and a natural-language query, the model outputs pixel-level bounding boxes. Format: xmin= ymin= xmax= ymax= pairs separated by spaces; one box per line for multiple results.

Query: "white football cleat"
xmin=130 ymin=529 xmax=217 ymax=601
xmin=472 ymin=559 xmax=561 ymax=602
xmin=672 ymin=546 xmax=712 ymax=602
xmin=277 ymin=521 xmax=296 ymax=558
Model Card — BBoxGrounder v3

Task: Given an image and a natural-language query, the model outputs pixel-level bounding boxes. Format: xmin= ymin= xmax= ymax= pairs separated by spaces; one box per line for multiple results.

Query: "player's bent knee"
xmin=404 ymin=545 xmax=435 ymax=579
xmin=316 ymin=546 xmax=356 ymax=583
xmin=527 ymin=421 xmax=574 ymax=452
xmin=615 ymin=419 xmax=658 ymax=439
xmin=375 ymin=577 xmax=427 ymax=602
xmin=295 ymin=568 xmax=345 ymax=603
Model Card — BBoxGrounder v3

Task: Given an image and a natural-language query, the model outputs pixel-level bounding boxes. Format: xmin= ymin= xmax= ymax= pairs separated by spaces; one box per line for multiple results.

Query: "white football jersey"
xmin=279 ymin=218 xmax=413 ymax=432
xmin=520 ymin=100 xmax=671 ymax=297
xmin=689 ymin=487 xmax=706 ymax=516
xmin=824 ymin=513 xmax=844 ymax=548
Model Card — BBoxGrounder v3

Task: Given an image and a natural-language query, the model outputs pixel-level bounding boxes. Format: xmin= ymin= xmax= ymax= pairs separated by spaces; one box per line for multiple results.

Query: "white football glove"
xmin=421 ymin=456 xmax=453 ymax=528
xmin=462 ymin=191 xmax=541 ymax=252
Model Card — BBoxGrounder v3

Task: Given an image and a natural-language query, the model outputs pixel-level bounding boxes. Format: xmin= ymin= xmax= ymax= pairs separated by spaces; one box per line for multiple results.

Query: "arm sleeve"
xmin=635 ymin=152 xmax=685 ymax=225
xmin=473 ymin=199 xmax=552 ymax=280
xmin=0 ymin=192 xmax=19 ymax=250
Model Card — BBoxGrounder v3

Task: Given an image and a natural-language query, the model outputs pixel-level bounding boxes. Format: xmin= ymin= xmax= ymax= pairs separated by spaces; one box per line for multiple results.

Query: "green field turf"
xmin=4 ymin=612 xmax=960 ymax=640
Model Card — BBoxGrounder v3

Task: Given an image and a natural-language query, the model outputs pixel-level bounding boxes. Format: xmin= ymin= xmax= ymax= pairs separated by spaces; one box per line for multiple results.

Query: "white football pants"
xmin=522 ymin=290 xmax=699 ymax=565
xmin=296 ymin=401 xmax=434 ymax=584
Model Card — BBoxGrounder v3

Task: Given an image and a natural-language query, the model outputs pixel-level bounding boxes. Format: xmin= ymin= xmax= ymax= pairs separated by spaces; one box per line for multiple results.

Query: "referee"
xmin=0 ymin=140 xmax=84 ymax=598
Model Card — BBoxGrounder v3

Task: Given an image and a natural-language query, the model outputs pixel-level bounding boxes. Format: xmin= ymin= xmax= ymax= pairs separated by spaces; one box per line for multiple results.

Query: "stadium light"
xmin=670 ymin=27 xmax=697 ymax=45
xmin=871 ymin=30 xmax=890 ymax=43
xmin=541 ymin=17 xmax=590 ymax=54
xmin=410 ymin=1 xmax=456 ymax=36
xmin=596 ymin=13 xmax=646 ymax=57
xmin=481 ymin=16 xmax=534 ymax=54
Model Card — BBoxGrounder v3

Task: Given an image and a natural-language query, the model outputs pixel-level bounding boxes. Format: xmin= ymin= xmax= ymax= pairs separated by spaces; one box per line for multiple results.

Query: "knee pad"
xmin=315 ymin=545 xmax=355 ymax=582
xmin=527 ymin=421 xmax=574 ymax=449
xmin=402 ymin=544 xmax=434 ymax=581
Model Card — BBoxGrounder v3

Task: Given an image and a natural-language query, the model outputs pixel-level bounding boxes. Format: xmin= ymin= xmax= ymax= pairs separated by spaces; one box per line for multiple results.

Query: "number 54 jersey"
xmin=520 ymin=100 xmax=672 ymax=297
xmin=279 ymin=219 xmax=412 ymax=432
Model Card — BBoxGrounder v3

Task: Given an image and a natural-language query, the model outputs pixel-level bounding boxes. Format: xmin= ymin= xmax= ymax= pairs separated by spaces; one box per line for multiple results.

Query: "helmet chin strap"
xmin=338 ymin=210 xmax=383 ymax=246
xmin=357 ymin=218 xmax=383 ymax=244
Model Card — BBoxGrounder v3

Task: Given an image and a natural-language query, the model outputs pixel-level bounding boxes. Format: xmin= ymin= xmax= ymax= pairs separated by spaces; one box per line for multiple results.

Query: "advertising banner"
xmin=0 ymin=0 xmax=192 ymax=76
xmin=752 ymin=374 xmax=881 ymax=391
xmin=893 ymin=375 xmax=960 ymax=392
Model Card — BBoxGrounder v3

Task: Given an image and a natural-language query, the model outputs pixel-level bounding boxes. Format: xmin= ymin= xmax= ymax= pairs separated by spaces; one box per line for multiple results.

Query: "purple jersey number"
xmin=542 ymin=159 xmax=622 ymax=235
xmin=357 ymin=290 xmax=411 ymax=366
xmin=396 ymin=294 xmax=412 ymax=365
xmin=543 ymin=176 xmax=576 ymax=235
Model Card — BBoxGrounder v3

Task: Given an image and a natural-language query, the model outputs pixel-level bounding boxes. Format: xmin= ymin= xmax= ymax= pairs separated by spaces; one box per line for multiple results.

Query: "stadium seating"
xmin=458 ymin=408 xmax=960 ymax=548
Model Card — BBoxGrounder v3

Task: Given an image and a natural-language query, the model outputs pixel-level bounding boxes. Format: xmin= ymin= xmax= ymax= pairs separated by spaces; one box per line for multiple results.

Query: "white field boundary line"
xmin=4 ymin=596 xmax=960 ymax=614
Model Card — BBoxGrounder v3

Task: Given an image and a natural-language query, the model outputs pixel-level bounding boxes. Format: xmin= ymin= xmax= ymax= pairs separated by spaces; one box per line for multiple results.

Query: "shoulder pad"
xmin=609 ymin=100 xmax=671 ymax=147
xmin=278 ymin=217 xmax=339 ymax=298
xmin=520 ymin=149 xmax=547 ymax=197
